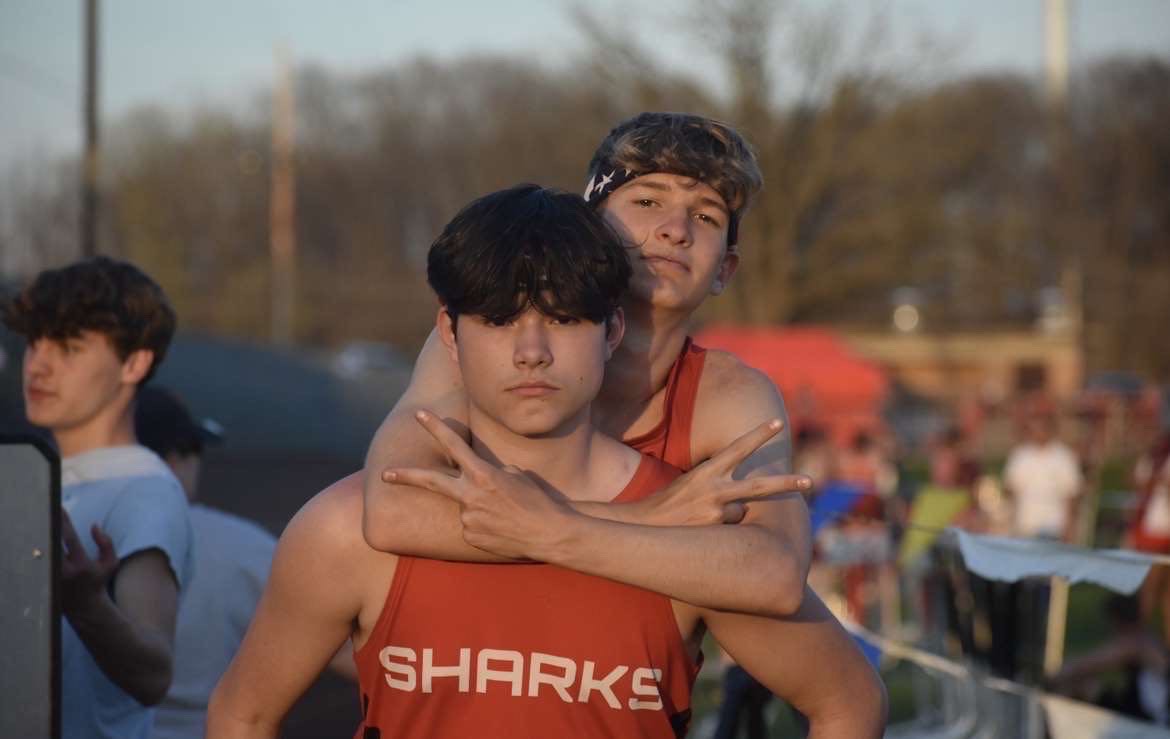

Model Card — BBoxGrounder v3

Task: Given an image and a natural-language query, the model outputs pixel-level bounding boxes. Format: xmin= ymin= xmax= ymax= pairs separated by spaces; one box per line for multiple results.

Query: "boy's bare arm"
xmin=700 ymin=588 xmax=888 ymax=739
xmin=361 ymin=328 xmax=486 ymax=558
xmin=686 ymin=354 xmax=813 ymax=580
xmin=208 ymin=477 xmax=369 ymax=738
xmin=388 ymin=412 xmax=808 ymax=616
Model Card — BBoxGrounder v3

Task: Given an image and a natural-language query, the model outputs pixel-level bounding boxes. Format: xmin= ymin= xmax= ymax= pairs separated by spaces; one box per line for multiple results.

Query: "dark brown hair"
xmin=3 ymin=256 xmax=176 ymax=384
xmin=428 ymin=184 xmax=630 ymax=325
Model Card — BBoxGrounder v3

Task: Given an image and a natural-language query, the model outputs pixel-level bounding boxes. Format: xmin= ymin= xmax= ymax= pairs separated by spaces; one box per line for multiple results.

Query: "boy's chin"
xmin=502 ymin=413 xmax=575 ymax=439
xmin=630 ymin=278 xmax=704 ymax=312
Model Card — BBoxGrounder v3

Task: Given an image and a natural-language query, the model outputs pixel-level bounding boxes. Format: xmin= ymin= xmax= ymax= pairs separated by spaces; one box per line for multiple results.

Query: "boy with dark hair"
xmin=210 ymin=185 xmax=703 ymax=736
xmin=3 ymin=256 xmax=193 ymax=739
xmin=361 ymin=113 xmax=886 ymax=734
xmin=365 ymin=112 xmax=806 ymax=611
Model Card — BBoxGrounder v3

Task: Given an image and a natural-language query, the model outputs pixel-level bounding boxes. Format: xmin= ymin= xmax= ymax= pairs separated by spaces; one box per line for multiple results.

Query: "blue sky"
xmin=1 ymin=0 xmax=1168 ymax=172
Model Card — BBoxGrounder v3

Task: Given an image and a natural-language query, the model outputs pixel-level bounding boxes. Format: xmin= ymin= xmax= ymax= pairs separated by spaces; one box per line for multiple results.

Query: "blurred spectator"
xmin=822 ymin=430 xmax=900 ymax=627
xmin=1128 ymin=402 xmax=1170 ymax=643
xmin=837 ymin=430 xmax=899 ymax=514
xmin=1004 ymin=400 xmax=1083 ymax=541
xmin=929 ymin=426 xmax=980 ymax=491
xmin=1050 ymin=595 xmax=1170 ymax=726
xmin=793 ymin=423 xmax=835 ymax=495
xmin=3 ymin=257 xmax=193 ymax=739
xmin=136 ymin=386 xmax=354 ymax=739
xmin=927 ymin=425 xmax=987 ymax=532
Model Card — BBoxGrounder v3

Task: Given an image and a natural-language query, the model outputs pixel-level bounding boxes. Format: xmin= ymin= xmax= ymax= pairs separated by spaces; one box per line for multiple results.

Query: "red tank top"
xmin=353 ymin=455 xmax=699 ymax=739
xmin=624 ymin=338 xmax=707 ymax=472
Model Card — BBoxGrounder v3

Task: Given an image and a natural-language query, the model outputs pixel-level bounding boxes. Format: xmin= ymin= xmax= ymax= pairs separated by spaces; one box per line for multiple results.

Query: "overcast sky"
xmin=2 ymin=0 xmax=1167 ymax=173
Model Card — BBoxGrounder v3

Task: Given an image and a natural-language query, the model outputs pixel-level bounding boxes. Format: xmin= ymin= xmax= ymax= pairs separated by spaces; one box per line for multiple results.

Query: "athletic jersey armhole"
xmin=622 ymin=338 xmax=692 ymax=452
xmin=661 ymin=344 xmax=707 ymax=471
xmin=353 ymin=556 xmax=413 ymax=665
xmin=623 ymin=338 xmax=708 ymax=472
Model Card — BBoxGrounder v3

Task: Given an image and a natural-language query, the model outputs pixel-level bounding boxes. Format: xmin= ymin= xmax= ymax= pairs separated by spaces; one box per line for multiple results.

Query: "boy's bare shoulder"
xmin=284 ymin=472 xmax=379 ymax=560
xmin=691 ymin=348 xmax=790 ymax=466
xmin=698 ymin=348 xmax=780 ymax=402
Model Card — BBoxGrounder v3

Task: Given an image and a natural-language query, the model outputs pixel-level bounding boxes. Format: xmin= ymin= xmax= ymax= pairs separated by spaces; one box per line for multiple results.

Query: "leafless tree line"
xmin=2 ymin=4 xmax=1167 ymax=379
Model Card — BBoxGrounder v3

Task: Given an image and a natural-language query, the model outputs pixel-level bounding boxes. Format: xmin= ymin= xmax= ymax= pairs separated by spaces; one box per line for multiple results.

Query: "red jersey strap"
xmin=624 ymin=337 xmax=708 ymax=472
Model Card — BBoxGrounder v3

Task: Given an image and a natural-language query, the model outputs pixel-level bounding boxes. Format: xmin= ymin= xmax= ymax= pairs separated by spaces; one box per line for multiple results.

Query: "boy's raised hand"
xmin=60 ymin=510 xmax=119 ymax=616
xmin=634 ymin=419 xmax=812 ymax=527
xmin=383 ymin=410 xmax=576 ymax=560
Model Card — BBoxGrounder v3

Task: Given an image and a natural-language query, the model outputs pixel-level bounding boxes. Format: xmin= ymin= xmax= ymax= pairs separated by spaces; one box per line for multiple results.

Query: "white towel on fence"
xmin=1042 ymin=694 xmax=1170 ymax=739
xmin=952 ymin=529 xmax=1153 ymax=594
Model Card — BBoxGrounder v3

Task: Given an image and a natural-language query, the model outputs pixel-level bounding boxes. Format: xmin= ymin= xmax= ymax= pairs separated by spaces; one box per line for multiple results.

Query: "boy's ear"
xmin=120 ymin=349 xmax=154 ymax=385
xmin=437 ymin=307 xmax=460 ymax=363
xmin=710 ymin=243 xmax=740 ymax=296
xmin=605 ymin=308 xmax=625 ymax=360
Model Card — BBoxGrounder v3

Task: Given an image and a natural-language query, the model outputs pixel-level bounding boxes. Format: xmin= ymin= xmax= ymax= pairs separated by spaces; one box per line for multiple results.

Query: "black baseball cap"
xmin=135 ymin=385 xmax=224 ymax=458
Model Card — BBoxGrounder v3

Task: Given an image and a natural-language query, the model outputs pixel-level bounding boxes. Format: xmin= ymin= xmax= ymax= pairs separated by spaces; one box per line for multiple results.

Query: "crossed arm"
xmin=361 ymin=331 xmax=811 ymax=617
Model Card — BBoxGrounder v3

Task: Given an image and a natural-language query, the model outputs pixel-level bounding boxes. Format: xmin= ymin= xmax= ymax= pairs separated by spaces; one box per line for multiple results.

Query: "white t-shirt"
xmin=1004 ymin=440 xmax=1082 ymax=538
xmin=152 ymin=505 xmax=277 ymax=739
xmin=60 ymin=446 xmax=194 ymax=739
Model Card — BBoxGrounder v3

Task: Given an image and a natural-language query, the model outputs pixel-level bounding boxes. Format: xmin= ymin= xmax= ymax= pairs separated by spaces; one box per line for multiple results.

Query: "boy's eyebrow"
xmin=627 ymin=180 xmax=729 ymax=215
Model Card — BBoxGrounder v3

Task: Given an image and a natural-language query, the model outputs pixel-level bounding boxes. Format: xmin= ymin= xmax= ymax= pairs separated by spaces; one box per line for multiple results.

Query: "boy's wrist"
xmin=533 ymin=508 xmax=590 ymax=566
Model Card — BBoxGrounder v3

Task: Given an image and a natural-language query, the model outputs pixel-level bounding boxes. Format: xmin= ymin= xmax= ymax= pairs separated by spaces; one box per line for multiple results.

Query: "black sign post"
xmin=1 ymin=436 xmax=60 ymax=739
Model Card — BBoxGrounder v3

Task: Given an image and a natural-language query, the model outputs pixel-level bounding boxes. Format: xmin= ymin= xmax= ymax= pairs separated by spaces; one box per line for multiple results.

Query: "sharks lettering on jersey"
xmin=378 ymin=645 xmax=665 ymax=711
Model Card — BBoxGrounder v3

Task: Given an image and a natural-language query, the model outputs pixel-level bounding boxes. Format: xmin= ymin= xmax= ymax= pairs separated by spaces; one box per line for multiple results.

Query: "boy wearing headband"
xmin=361 ymin=114 xmax=886 ymax=734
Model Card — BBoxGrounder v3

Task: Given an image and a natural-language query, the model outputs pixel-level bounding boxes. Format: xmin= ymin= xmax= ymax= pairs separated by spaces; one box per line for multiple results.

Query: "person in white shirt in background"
xmin=1004 ymin=400 xmax=1084 ymax=542
xmin=3 ymin=256 xmax=194 ymax=739
xmin=136 ymin=385 xmax=356 ymax=739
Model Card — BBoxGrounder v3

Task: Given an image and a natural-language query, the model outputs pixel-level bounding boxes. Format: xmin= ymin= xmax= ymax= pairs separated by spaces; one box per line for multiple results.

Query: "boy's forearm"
xmin=370 ymin=463 xmax=811 ymax=614
xmin=205 ymin=714 xmax=276 ymax=739
xmin=65 ymin=591 xmax=172 ymax=706
xmin=364 ymin=480 xmax=513 ymax=562
xmin=362 ymin=401 xmax=508 ymax=562
xmin=206 ymin=694 xmax=279 ymax=739
xmin=536 ymin=512 xmax=804 ymax=616
xmin=704 ymin=588 xmax=887 ymax=738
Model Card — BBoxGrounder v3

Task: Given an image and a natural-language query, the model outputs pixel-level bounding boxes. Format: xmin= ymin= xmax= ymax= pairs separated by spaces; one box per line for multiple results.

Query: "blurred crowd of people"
xmin=768 ymin=391 xmax=1170 ymax=730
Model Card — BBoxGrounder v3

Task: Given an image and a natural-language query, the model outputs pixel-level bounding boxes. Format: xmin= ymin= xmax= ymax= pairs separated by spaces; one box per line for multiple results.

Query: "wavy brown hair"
xmin=3 ymin=256 xmax=176 ymax=384
xmin=586 ymin=112 xmax=764 ymax=216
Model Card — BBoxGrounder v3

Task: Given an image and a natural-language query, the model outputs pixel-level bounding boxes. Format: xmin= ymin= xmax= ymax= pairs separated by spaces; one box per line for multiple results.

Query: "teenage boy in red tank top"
xmin=211 ymin=186 xmax=786 ymax=738
xmin=361 ymin=114 xmax=886 ymax=735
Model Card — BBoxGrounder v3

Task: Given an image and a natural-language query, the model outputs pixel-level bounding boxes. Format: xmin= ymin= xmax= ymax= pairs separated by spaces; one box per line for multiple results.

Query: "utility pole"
xmin=1045 ymin=0 xmax=1084 ymax=390
xmin=80 ymin=0 xmax=100 ymax=257
xmin=269 ymin=47 xmax=297 ymax=345
xmin=1044 ymin=0 xmax=1070 ymax=109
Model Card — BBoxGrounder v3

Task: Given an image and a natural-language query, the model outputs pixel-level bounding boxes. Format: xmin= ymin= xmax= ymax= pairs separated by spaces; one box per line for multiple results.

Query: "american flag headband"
xmin=582 ymin=165 xmax=740 ymax=246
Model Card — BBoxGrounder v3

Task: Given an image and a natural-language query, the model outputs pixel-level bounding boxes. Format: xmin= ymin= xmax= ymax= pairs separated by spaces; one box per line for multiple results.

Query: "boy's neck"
xmin=601 ymin=300 xmax=692 ymax=405
xmin=53 ymin=396 xmax=138 ymax=459
xmin=467 ymin=406 xmax=632 ymax=502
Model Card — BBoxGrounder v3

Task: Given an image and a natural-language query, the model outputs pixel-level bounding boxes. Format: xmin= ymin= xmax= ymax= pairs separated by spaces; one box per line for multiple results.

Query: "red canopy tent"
xmin=693 ymin=324 xmax=890 ymax=444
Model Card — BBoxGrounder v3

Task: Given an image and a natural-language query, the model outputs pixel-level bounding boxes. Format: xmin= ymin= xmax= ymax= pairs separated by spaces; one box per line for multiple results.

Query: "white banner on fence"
xmin=1042 ymin=694 xmax=1170 ymax=739
xmin=952 ymin=530 xmax=1154 ymax=594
